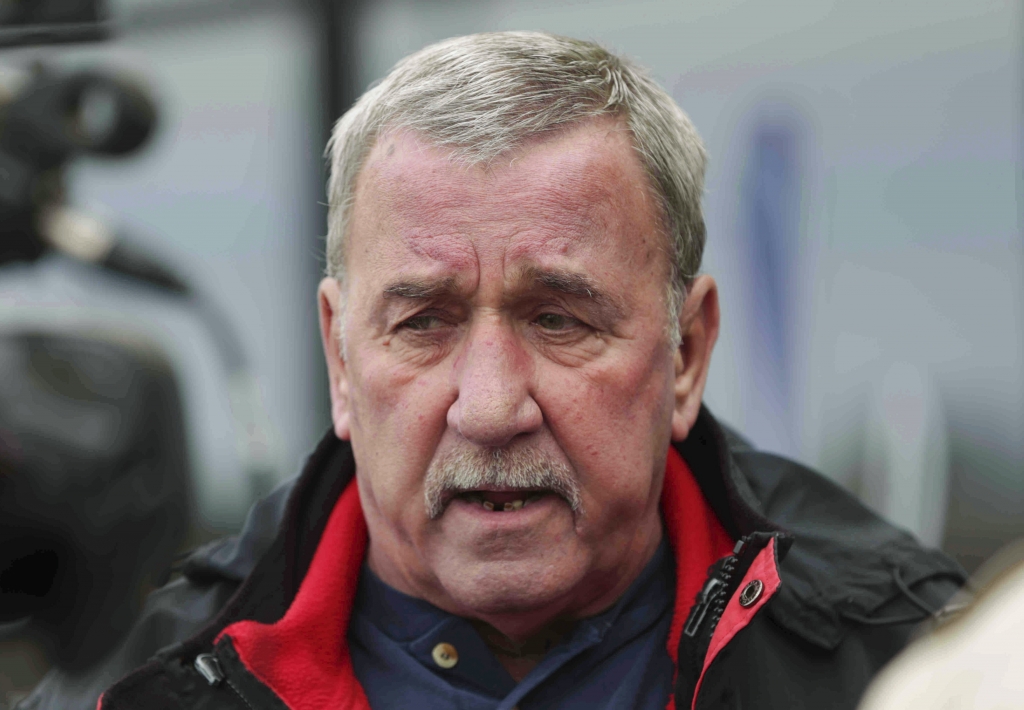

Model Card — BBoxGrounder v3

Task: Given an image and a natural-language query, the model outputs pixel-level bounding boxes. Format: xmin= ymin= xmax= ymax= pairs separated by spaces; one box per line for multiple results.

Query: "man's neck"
xmin=469 ymin=530 xmax=669 ymax=682
xmin=470 ymin=617 xmax=576 ymax=682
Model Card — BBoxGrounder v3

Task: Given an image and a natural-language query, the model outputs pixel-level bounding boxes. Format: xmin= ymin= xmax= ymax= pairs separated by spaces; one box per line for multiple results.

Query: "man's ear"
xmin=671 ymin=274 xmax=720 ymax=441
xmin=318 ymin=277 xmax=352 ymax=440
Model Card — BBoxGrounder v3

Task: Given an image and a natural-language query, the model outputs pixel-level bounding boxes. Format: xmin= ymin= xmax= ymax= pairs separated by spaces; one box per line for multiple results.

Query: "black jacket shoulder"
xmin=15 ymin=479 xmax=292 ymax=710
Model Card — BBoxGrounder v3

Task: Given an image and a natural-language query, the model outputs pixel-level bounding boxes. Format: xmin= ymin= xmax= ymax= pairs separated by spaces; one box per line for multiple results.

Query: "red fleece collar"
xmin=220 ymin=447 xmax=733 ymax=710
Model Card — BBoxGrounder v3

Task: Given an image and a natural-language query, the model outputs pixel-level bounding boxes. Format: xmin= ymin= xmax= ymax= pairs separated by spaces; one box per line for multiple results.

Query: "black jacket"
xmin=18 ymin=407 xmax=966 ymax=710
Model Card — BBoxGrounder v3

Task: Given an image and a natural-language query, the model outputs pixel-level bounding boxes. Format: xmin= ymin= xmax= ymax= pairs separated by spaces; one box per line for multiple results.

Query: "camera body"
xmin=0 ymin=328 xmax=189 ymax=669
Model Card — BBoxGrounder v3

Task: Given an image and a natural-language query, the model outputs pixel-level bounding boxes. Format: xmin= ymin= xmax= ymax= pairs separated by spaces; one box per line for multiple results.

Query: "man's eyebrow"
xmin=516 ymin=266 xmax=625 ymax=316
xmin=382 ymin=276 xmax=459 ymax=300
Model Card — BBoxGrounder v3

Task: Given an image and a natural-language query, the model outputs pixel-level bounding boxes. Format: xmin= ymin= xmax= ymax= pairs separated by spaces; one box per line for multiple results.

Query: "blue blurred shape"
xmin=741 ymin=111 xmax=803 ymax=453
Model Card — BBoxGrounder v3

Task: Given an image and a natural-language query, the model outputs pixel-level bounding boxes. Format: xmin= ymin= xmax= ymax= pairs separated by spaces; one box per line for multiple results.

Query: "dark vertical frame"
xmin=308 ymin=0 xmax=365 ymax=427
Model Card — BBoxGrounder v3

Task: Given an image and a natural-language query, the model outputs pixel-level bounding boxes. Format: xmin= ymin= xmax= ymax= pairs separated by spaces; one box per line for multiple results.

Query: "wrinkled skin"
xmin=318 ymin=116 xmax=719 ymax=643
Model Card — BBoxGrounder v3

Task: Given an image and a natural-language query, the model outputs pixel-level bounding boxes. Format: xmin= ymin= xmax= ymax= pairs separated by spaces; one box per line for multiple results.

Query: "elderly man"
xmin=22 ymin=32 xmax=964 ymax=710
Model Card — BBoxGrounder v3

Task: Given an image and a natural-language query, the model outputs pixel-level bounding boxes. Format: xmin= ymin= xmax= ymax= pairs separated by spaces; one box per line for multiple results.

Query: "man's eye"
xmin=535 ymin=313 xmax=578 ymax=331
xmin=400 ymin=315 xmax=444 ymax=331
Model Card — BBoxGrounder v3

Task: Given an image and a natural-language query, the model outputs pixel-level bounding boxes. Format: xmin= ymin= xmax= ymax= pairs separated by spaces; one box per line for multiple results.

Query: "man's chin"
xmin=426 ymin=493 xmax=588 ymax=616
xmin=429 ymin=549 xmax=585 ymax=617
xmin=437 ymin=556 xmax=585 ymax=619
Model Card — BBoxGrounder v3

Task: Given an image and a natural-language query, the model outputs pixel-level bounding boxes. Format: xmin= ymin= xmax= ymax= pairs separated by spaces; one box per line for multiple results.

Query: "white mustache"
xmin=424 ymin=447 xmax=583 ymax=519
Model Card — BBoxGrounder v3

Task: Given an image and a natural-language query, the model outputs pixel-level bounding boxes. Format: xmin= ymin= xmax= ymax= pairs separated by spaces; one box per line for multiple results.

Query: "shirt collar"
xmin=353 ymin=535 xmax=674 ymax=650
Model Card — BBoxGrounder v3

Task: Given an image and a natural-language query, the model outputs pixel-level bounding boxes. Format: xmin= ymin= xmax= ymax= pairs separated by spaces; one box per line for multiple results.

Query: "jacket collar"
xmin=690 ymin=409 xmax=965 ymax=649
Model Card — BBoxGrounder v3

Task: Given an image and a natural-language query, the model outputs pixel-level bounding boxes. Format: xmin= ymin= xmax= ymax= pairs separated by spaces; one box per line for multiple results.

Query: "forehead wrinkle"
xmin=349 ymin=142 xmax=478 ymax=286
xmin=355 ymin=120 xmax=665 ymax=298
xmin=494 ymin=167 xmax=610 ymax=263
xmin=394 ymin=229 xmax=478 ymax=273
xmin=367 ymin=164 xmax=486 ymax=274
xmin=498 ymin=163 xmax=650 ymax=268
xmin=370 ymin=124 xmax=638 ymax=248
xmin=362 ymin=141 xmax=476 ymax=236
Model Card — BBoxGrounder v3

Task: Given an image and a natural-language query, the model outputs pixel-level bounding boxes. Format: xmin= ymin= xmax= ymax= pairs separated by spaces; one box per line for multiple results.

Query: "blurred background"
xmin=0 ymin=0 xmax=1020 ymax=705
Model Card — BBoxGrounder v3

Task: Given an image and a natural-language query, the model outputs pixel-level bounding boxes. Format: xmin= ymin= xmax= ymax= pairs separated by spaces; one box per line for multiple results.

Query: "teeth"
xmin=468 ymin=495 xmax=532 ymax=511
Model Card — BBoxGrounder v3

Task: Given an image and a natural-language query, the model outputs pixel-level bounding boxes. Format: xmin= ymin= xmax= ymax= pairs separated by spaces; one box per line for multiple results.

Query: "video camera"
xmin=0 ymin=0 xmax=275 ymax=672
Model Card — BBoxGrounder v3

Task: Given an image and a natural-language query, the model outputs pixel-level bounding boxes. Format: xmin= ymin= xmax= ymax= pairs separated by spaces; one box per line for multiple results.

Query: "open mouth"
xmin=455 ymin=490 xmax=550 ymax=512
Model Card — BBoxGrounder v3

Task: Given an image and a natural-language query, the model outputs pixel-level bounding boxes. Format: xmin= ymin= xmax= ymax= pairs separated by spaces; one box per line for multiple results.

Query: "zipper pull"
xmin=684 ymin=576 xmax=723 ymax=638
xmin=683 ymin=536 xmax=752 ymax=640
xmin=194 ymin=653 xmax=225 ymax=686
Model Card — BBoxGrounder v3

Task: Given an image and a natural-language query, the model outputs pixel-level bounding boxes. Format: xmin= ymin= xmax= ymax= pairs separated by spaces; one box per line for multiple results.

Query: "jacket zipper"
xmin=194 ymin=651 xmax=260 ymax=710
xmin=679 ymin=533 xmax=789 ymax=710
xmin=675 ymin=535 xmax=753 ymax=710
xmin=684 ymin=537 xmax=744 ymax=642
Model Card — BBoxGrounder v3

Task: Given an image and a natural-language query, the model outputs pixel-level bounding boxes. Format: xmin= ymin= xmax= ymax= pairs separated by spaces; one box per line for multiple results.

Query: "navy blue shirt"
xmin=348 ymin=540 xmax=676 ymax=709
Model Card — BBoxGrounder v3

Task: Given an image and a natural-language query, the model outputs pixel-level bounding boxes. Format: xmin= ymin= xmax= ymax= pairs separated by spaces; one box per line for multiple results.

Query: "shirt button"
xmin=431 ymin=642 xmax=458 ymax=669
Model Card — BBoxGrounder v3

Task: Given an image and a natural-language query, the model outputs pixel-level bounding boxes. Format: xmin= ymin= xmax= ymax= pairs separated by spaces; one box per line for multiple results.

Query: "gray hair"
xmin=325 ymin=31 xmax=707 ymax=342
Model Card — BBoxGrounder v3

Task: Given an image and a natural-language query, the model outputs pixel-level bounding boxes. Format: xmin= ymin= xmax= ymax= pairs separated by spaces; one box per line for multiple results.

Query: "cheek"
xmin=350 ymin=346 xmax=449 ymax=429
xmin=540 ymin=345 xmax=675 ymax=502
xmin=348 ymin=350 xmax=454 ymax=512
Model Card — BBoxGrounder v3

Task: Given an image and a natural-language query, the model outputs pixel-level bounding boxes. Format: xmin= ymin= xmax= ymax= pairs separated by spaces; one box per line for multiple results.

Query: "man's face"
xmin=319 ymin=118 xmax=713 ymax=631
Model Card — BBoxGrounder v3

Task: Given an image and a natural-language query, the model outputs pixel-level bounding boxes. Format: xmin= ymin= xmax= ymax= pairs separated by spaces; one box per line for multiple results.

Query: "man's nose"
xmin=447 ymin=320 xmax=542 ymax=448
